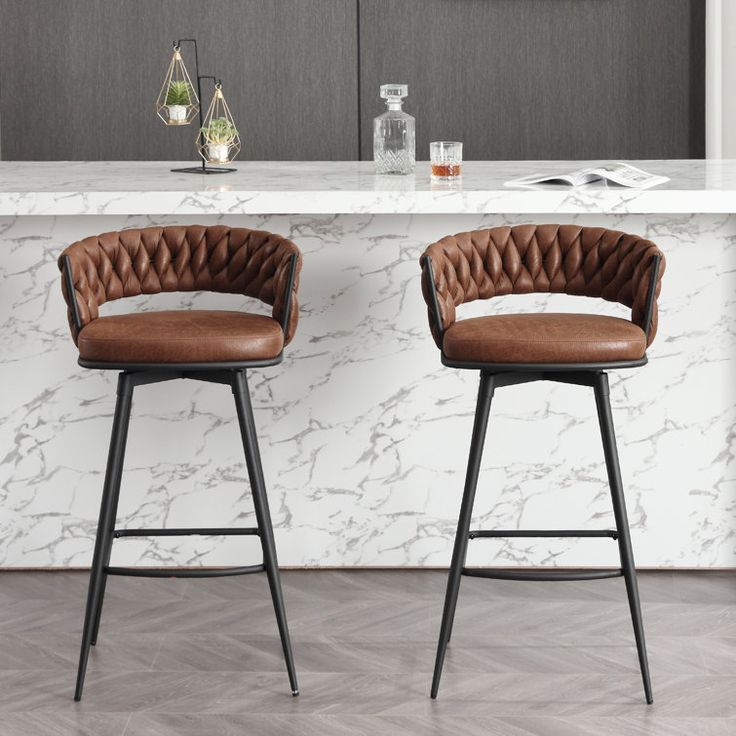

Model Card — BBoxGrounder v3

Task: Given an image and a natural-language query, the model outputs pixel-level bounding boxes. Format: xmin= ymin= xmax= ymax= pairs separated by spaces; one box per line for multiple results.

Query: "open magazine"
xmin=505 ymin=163 xmax=669 ymax=189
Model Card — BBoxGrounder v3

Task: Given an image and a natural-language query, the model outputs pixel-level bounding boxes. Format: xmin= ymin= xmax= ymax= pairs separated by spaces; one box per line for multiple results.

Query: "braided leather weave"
xmin=420 ymin=224 xmax=665 ymax=349
xmin=58 ymin=225 xmax=302 ymax=345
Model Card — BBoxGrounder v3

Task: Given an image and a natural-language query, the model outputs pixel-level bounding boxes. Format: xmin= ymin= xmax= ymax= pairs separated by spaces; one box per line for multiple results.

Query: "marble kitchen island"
xmin=0 ymin=160 xmax=733 ymax=569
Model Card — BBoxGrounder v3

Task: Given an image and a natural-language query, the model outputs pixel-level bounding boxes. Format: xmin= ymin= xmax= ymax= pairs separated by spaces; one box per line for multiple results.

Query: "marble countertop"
xmin=1 ymin=159 xmax=735 ymax=215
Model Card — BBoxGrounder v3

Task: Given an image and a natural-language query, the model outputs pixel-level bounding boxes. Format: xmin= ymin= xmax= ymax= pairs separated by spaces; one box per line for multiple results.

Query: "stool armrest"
xmin=61 ymin=254 xmax=83 ymax=334
xmin=642 ymin=253 xmax=661 ymax=343
xmin=279 ymin=253 xmax=298 ymax=338
xmin=421 ymin=253 xmax=455 ymax=348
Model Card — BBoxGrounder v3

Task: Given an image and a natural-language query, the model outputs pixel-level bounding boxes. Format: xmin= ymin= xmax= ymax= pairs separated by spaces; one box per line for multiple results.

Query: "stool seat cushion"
xmin=77 ymin=310 xmax=284 ymax=364
xmin=442 ymin=313 xmax=647 ymax=365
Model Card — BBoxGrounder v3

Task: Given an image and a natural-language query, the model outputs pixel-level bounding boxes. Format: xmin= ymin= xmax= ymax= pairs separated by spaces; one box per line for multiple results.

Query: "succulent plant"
xmin=165 ymin=80 xmax=192 ymax=106
xmin=200 ymin=117 xmax=238 ymax=144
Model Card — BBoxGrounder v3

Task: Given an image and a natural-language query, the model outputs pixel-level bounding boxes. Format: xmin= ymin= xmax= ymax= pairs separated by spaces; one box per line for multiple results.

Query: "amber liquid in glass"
xmin=431 ymin=163 xmax=461 ymax=178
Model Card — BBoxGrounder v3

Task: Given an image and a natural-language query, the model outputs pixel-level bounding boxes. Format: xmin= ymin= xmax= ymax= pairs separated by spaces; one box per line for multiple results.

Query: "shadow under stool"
xmin=58 ymin=225 xmax=302 ymax=700
xmin=420 ymin=224 xmax=665 ymax=704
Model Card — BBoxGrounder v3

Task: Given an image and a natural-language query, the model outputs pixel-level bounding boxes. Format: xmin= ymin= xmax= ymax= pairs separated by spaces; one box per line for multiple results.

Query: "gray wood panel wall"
xmin=360 ymin=0 xmax=705 ymax=160
xmin=0 ymin=0 xmax=704 ymax=161
xmin=0 ymin=0 xmax=358 ymax=160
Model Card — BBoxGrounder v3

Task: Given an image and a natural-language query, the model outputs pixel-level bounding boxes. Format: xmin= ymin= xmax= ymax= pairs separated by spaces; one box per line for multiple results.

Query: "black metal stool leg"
xmin=594 ymin=372 xmax=653 ymax=704
xmin=232 ymin=369 xmax=299 ymax=696
xmin=90 ymin=382 xmax=133 ymax=647
xmin=431 ymin=371 xmax=495 ymax=699
xmin=75 ymin=372 xmax=134 ymax=701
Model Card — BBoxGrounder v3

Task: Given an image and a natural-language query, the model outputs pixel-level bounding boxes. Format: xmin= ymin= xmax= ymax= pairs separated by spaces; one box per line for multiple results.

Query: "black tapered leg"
xmin=75 ymin=373 xmax=134 ymax=701
xmin=431 ymin=371 xmax=495 ymax=699
xmin=90 ymin=388 xmax=132 ymax=646
xmin=232 ymin=369 xmax=299 ymax=696
xmin=594 ymin=372 xmax=653 ymax=704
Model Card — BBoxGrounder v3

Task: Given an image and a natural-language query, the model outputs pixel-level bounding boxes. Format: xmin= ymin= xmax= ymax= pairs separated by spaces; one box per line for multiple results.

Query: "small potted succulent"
xmin=200 ymin=117 xmax=238 ymax=163
xmin=165 ymin=81 xmax=192 ymax=123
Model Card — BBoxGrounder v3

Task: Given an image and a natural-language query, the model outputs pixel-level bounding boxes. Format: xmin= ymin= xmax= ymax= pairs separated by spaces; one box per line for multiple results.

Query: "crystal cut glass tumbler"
xmin=430 ymin=141 xmax=463 ymax=179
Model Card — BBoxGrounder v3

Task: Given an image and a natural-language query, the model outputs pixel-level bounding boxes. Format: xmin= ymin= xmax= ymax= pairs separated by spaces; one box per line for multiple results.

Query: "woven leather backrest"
xmin=421 ymin=224 xmax=665 ymax=348
xmin=58 ymin=225 xmax=302 ymax=345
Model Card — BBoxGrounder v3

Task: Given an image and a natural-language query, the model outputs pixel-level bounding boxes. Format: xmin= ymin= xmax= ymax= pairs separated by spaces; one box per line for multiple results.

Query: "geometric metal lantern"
xmin=197 ymin=83 xmax=240 ymax=165
xmin=160 ymin=38 xmax=238 ymax=175
xmin=156 ymin=45 xmax=199 ymax=126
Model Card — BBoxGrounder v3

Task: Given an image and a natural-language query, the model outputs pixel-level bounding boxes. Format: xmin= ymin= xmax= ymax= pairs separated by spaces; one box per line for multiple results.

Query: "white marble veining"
xmin=0 ymin=162 xmax=734 ymax=569
xmin=2 ymin=160 xmax=736 ymax=215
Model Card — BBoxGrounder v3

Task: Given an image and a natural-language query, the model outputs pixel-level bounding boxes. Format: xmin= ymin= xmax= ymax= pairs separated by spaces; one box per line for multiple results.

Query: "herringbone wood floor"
xmin=0 ymin=570 xmax=734 ymax=735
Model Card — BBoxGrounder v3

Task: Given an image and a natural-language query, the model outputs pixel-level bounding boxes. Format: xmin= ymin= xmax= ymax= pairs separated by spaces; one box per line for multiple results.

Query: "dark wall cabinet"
xmin=0 ymin=0 xmax=704 ymax=161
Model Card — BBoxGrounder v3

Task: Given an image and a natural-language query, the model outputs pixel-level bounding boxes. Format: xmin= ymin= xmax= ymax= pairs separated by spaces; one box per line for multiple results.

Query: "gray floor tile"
xmin=0 ymin=570 xmax=732 ymax=735
xmin=0 ymin=713 xmax=129 ymax=736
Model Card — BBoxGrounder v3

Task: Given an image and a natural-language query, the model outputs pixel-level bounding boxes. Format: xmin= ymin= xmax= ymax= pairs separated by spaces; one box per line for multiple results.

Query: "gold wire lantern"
xmin=156 ymin=45 xmax=199 ymax=126
xmin=197 ymin=83 xmax=240 ymax=164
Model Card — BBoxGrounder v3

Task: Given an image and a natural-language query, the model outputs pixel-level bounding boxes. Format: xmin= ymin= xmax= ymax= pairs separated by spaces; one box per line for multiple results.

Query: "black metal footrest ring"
xmin=105 ymin=564 xmax=266 ymax=578
xmin=462 ymin=567 xmax=623 ymax=582
xmin=113 ymin=527 xmax=260 ymax=538
xmin=468 ymin=529 xmax=618 ymax=540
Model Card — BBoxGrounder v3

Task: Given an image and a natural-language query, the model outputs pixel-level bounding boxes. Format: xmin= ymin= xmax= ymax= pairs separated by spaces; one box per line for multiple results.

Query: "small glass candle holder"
xmin=430 ymin=141 xmax=463 ymax=179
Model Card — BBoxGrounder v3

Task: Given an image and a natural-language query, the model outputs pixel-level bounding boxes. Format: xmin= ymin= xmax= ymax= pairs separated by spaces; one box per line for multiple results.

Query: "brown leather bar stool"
xmin=58 ymin=225 xmax=301 ymax=700
xmin=420 ymin=224 xmax=664 ymax=703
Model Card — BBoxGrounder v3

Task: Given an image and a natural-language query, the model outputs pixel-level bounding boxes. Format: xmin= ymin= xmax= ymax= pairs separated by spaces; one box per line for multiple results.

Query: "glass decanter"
xmin=373 ymin=84 xmax=415 ymax=175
